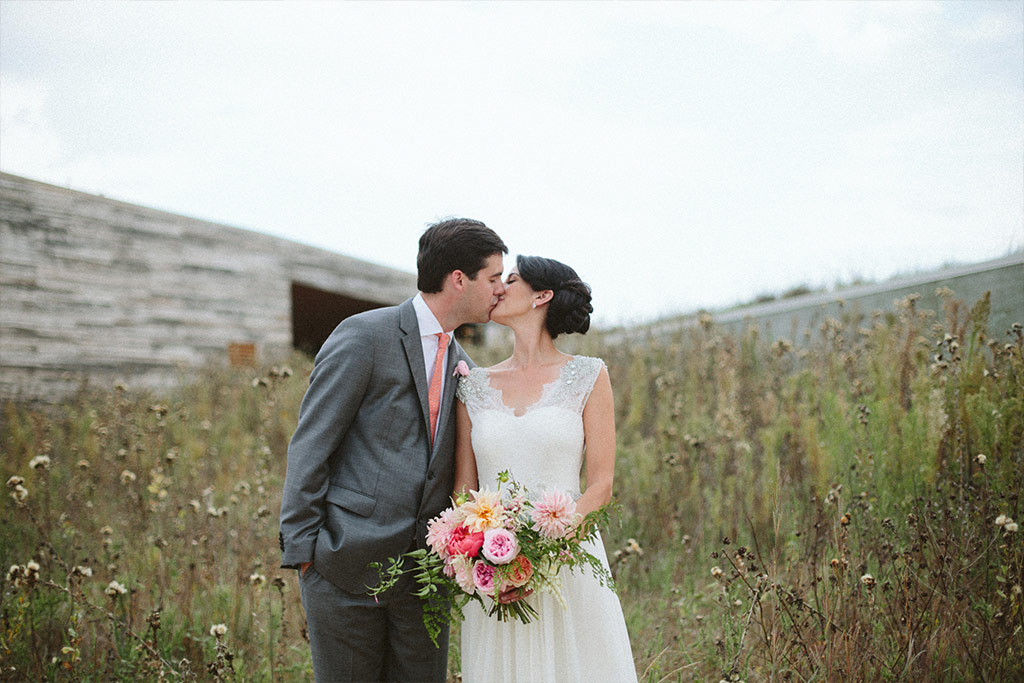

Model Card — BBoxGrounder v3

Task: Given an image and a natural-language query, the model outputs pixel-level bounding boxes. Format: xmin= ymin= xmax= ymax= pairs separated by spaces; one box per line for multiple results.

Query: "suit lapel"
xmin=399 ymin=300 xmax=431 ymax=445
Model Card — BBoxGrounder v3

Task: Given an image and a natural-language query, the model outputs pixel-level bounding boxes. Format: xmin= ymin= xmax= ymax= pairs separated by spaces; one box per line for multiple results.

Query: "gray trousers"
xmin=300 ymin=566 xmax=449 ymax=682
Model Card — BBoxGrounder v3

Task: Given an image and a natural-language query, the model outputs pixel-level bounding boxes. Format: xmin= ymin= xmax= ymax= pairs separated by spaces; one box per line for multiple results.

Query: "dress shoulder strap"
xmin=456 ymin=367 xmax=503 ymax=417
xmin=548 ymin=355 xmax=606 ymax=415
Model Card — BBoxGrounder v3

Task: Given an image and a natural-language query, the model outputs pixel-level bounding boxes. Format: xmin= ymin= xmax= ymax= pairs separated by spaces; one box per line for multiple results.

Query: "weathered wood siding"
xmin=0 ymin=172 xmax=416 ymax=400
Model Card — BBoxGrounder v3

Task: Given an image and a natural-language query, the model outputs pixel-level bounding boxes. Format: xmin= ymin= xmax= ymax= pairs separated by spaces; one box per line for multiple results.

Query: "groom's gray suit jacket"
xmin=279 ymin=297 xmax=469 ymax=594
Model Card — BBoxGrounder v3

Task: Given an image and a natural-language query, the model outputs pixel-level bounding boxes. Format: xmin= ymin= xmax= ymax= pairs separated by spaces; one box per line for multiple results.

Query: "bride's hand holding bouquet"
xmin=369 ymin=470 xmax=615 ymax=646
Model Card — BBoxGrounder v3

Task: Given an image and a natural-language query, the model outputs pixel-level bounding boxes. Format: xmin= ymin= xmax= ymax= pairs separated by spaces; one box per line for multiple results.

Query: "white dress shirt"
xmin=412 ymin=293 xmax=454 ymax=439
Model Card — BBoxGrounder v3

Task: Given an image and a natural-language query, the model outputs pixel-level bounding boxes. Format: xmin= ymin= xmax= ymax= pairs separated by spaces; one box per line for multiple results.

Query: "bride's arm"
xmin=453 ymin=400 xmax=479 ymax=498
xmin=577 ymin=366 xmax=616 ymax=519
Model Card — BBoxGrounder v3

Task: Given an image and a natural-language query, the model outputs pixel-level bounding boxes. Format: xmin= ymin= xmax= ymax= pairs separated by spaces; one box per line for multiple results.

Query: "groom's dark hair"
xmin=417 ymin=218 xmax=508 ymax=293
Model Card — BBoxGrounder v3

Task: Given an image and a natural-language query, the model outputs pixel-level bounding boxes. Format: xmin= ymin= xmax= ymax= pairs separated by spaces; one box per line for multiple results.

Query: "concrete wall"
xmin=644 ymin=252 xmax=1024 ymax=344
xmin=0 ymin=173 xmax=416 ymax=400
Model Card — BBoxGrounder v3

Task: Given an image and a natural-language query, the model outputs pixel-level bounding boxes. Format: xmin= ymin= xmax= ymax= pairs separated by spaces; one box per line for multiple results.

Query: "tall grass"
xmin=2 ymin=366 xmax=308 ymax=681
xmin=2 ymin=291 xmax=1021 ymax=681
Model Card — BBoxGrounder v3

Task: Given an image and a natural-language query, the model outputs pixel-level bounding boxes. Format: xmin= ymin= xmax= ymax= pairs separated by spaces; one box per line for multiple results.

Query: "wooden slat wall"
xmin=0 ymin=173 xmax=416 ymax=401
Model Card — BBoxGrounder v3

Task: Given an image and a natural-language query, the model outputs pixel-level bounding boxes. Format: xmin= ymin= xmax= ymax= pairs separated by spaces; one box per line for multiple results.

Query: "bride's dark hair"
xmin=516 ymin=255 xmax=593 ymax=339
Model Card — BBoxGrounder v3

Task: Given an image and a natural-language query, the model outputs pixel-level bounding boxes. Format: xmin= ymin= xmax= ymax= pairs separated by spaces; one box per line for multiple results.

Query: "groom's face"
xmin=462 ymin=253 xmax=506 ymax=323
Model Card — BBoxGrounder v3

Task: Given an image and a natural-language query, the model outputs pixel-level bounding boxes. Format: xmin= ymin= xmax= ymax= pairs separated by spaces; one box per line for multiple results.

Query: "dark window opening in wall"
xmin=291 ymin=282 xmax=387 ymax=357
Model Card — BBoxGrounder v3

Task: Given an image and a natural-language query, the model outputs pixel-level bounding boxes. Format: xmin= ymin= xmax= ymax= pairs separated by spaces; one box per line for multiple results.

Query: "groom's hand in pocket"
xmin=300 ymin=561 xmax=312 ymax=577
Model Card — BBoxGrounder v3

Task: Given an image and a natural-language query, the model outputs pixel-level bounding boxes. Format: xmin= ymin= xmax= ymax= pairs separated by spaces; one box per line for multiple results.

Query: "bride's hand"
xmin=497 ymin=586 xmax=533 ymax=604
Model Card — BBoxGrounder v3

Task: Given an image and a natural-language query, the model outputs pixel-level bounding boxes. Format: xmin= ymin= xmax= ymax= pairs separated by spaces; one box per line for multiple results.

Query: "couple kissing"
xmin=280 ymin=218 xmax=635 ymax=683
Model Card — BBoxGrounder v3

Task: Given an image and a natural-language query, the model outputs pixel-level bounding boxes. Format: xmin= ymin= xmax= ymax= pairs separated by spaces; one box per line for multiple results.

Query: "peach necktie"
xmin=428 ymin=332 xmax=451 ymax=445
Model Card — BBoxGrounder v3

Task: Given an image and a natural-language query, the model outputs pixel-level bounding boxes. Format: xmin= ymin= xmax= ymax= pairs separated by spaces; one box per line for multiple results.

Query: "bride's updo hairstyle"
xmin=517 ymin=255 xmax=593 ymax=339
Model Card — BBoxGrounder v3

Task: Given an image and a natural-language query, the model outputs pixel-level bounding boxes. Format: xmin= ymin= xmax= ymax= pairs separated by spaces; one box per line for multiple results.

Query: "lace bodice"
xmin=457 ymin=355 xmax=606 ymax=498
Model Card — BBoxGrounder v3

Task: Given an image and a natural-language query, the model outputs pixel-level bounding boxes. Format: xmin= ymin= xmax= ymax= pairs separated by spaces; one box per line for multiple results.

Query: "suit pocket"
xmin=325 ymin=484 xmax=377 ymax=518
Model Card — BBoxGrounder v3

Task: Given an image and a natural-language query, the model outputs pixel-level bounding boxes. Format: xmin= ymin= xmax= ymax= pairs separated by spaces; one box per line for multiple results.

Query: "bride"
xmin=453 ymin=255 xmax=637 ymax=683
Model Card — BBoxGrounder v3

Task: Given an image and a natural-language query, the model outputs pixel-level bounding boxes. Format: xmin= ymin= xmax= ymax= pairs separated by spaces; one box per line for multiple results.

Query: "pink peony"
xmin=530 ymin=490 xmax=580 ymax=539
xmin=472 ymin=561 xmax=502 ymax=596
xmin=454 ymin=360 xmax=470 ymax=377
xmin=447 ymin=525 xmax=485 ymax=557
xmin=426 ymin=508 xmax=461 ymax=560
xmin=481 ymin=527 xmax=520 ymax=565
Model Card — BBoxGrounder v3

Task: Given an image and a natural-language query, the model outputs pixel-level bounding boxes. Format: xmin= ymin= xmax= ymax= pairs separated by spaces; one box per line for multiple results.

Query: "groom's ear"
xmin=446 ymin=269 xmax=467 ymax=292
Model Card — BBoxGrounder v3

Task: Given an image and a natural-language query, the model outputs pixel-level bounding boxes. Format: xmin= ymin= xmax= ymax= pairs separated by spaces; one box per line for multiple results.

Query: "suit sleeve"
xmin=279 ymin=316 xmax=374 ymax=568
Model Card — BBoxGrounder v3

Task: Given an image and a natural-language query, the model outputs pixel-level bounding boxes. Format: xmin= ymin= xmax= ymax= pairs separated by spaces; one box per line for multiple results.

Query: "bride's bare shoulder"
xmin=485 ymin=359 xmax=514 ymax=374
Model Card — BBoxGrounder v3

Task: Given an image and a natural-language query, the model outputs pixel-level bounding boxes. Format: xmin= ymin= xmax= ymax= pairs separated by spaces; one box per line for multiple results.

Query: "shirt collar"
xmin=412 ymin=292 xmax=448 ymax=337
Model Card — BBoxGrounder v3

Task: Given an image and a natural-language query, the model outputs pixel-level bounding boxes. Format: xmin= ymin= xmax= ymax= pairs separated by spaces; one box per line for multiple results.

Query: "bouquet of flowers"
xmin=369 ymin=470 xmax=614 ymax=646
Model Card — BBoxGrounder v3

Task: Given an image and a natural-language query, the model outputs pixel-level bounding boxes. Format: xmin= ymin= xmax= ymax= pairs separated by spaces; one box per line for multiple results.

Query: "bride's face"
xmin=489 ymin=268 xmax=535 ymax=324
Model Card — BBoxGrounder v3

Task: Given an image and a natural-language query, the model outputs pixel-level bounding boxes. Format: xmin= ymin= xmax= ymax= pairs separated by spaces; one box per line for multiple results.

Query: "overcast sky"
xmin=2 ymin=1 xmax=1022 ymax=326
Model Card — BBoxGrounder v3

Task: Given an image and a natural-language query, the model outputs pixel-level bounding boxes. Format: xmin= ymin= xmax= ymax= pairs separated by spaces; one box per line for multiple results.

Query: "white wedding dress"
xmin=456 ymin=355 xmax=638 ymax=683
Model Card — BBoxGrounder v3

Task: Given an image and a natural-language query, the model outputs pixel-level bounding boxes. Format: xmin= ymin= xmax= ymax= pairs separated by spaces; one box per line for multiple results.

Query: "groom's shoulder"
xmin=317 ymin=301 xmax=407 ymax=351
xmin=336 ymin=299 xmax=409 ymax=332
xmin=349 ymin=302 xmax=404 ymax=326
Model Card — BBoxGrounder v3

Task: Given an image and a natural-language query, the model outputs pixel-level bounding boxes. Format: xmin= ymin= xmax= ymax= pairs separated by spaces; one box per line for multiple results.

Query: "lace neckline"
xmin=485 ymin=356 xmax=579 ymax=417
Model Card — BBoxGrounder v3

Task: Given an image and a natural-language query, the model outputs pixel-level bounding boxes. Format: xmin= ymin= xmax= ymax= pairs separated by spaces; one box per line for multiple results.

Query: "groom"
xmin=279 ymin=218 xmax=507 ymax=682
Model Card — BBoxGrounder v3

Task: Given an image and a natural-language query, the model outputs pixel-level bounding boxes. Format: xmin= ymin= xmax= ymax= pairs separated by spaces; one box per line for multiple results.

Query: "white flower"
xmin=6 ymin=475 xmax=25 ymax=488
xmin=71 ymin=565 xmax=93 ymax=577
xmin=105 ymin=580 xmax=127 ymax=597
xmin=100 ymin=526 xmax=113 ymax=536
xmin=861 ymin=573 xmax=876 ymax=588
xmin=209 ymin=623 xmax=228 ymax=638
xmin=1006 ymin=522 xmax=1019 ymax=533
xmin=995 ymin=514 xmax=1009 ymax=527
xmin=120 ymin=470 xmax=137 ymax=485
xmin=975 ymin=454 xmax=986 ymax=465
xmin=29 ymin=455 xmax=51 ymax=470
xmin=6 ymin=565 xmax=27 ymax=588
xmin=711 ymin=566 xmax=724 ymax=578
xmin=10 ymin=484 xmax=28 ymax=503
xmin=249 ymin=572 xmax=266 ymax=587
